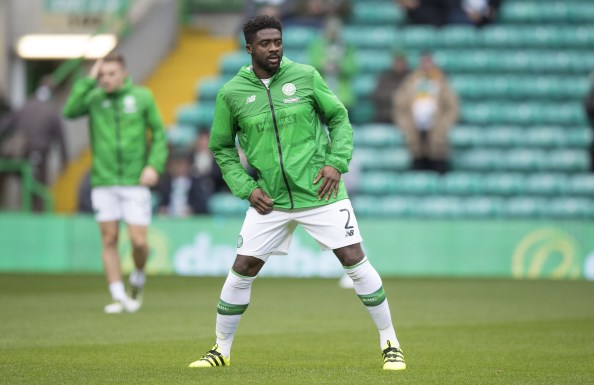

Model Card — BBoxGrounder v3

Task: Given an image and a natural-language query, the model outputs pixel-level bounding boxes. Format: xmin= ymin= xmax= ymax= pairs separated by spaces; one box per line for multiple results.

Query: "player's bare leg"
xmin=99 ymin=221 xmax=138 ymax=313
xmin=334 ymin=243 xmax=406 ymax=370
xmin=189 ymin=255 xmax=264 ymax=368
xmin=127 ymin=224 xmax=148 ymax=301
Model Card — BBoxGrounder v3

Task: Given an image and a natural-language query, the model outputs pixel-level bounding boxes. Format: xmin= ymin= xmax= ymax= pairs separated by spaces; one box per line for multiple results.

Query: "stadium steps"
xmin=144 ymin=28 xmax=236 ymax=126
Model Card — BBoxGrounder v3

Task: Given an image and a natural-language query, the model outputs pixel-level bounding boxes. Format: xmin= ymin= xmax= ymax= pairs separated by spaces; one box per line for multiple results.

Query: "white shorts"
xmin=237 ymin=199 xmax=363 ymax=260
xmin=91 ymin=186 xmax=152 ymax=226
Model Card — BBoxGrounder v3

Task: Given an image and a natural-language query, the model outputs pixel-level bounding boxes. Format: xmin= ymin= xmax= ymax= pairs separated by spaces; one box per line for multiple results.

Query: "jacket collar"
xmin=238 ymin=56 xmax=292 ymax=86
xmin=106 ymin=77 xmax=133 ymax=96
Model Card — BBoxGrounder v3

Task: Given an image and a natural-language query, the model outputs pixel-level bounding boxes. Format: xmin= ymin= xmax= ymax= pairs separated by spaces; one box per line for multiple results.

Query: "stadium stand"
xmin=179 ymin=0 xmax=594 ymax=218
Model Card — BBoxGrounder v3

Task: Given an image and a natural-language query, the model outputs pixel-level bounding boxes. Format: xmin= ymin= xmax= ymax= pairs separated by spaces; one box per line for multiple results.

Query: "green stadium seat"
xmin=282 ymin=26 xmax=318 ymax=49
xmin=220 ymin=52 xmax=250 ymax=76
xmin=566 ymin=128 xmax=593 ymax=147
xmin=503 ymin=197 xmax=546 ymax=218
xmin=483 ymin=173 xmax=526 ymax=195
xmin=440 ymin=172 xmax=484 ymax=195
xmin=523 ymin=173 xmax=567 ymax=196
xmin=483 ymin=126 xmax=519 ymax=147
xmin=379 ymin=197 xmax=416 ymax=217
xmin=462 ymin=196 xmax=504 ymax=218
xmin=413 ymin=197 xmax=464 ymax=218
xmin=356 ymin=148 xmax=410 ymax=170
xmin=350 ymin=2 xmax=405 ymax=25
xmin=195 ymin=76 xmax=226 ymax=101
xmin=349 ymin=101 xmax=375 ymax=124
xmin=401 ymin=26 xmax=437 ymax=49
xmin=355 ymin=51 xmax=392 ymax=73
xmin=449 ymin=126 xmax=482 ymax=147
xmin=352 ymin=74 xmax=377 ymax=99
xmin=166 ymin=124 xmax=197 ymax=147
xmin=353 ymin=124 xmax=403 ymax=147
xmin=542 ymin=197 xmax=594 ymax=218
xmin=176 ymin=103 xmax=215 ymax=128
xmin=453 ymin=149 xmax=502 ymax=171
xmin=357 ymin=173 xmax=391 ymax=195
xmin=565 ymin=174 xmax=594 ymax=196
xmin=545 ymin=150 xmax=590 ymax=172
xmin=568 ymin=4 xmax=594 ymax=23
xmin=437 ymin=26 xmax=479 ymax=48
xmin=521 ymin=127 xmax=566 ymax=147
xmin=208 ymin=193 xmax=249 ymax=216
xmin=501 ymin=149 xmax=546 ymax=171
xmin=392 ymin=172 xmax=440 ymax=195
xmin=343 ymin=26 xmax=398 ymax=48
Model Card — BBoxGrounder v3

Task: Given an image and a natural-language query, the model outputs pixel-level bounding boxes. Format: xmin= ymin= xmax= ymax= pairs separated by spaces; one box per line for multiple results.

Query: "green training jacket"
xmin=63 ymin=77 xmax=168 ymax=187
xmin=208 ymin=57 xmax=353 ymax=209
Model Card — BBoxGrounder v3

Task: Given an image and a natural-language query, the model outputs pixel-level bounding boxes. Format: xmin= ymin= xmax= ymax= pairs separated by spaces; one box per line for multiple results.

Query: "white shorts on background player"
xmin=237 ymin=199 xmax=363 ymax=260
xmin=91 ymin=186 xmax=152 ymax=225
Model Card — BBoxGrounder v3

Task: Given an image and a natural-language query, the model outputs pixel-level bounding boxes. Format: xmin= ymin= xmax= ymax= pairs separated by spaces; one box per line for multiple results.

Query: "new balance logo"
xmin=345 ymin=230 xmax=355 ymax=237
xmin=246 ymin=95 xmax=256 ymax=104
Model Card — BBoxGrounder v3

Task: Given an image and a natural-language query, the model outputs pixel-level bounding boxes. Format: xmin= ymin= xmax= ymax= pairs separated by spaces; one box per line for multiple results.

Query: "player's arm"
xmin=311 ymin=69 xmax=353 ymax=200
xmin=63 ymin=60 xmax=102 ymax=118
xmin=141 ymin=90 xmax=168 ymax=186
xmin=209 ymin=90 xmax=259 ymax=201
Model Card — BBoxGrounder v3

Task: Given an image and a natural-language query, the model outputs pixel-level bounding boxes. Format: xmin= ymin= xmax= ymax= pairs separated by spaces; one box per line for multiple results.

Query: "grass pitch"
xmin=1 ymin=274 xmax=593 ymax=385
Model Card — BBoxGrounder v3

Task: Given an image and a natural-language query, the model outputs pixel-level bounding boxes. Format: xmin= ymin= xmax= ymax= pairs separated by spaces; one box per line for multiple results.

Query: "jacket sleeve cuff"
xmin=326 ymin=157 xmax=348 ymax=174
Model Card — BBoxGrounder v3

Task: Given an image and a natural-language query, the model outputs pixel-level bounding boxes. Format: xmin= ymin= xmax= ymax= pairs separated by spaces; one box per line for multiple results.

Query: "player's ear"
xmin=246 ymin=44 xmax=252 ymax=55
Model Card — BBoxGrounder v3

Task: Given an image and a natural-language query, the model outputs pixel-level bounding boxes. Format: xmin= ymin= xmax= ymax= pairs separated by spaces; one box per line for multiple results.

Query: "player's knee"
xmin=131 ymin=237 xmax=148 ymax=252
xmin=232 ymin=255 xmax=264 ymax=277
xmin=334 ymin=244 xmax=365 ymax=267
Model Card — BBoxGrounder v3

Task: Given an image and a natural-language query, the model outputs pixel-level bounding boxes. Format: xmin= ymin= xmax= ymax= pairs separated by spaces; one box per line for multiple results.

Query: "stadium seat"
xmin=523 ymin=173 xmax=567 ymax=196
xmin=392 ymin=172 xmax=440 ymax=195
xmin=453 ymin=149 xmax=501 ymax=171
xmin=195 ymin=76 xmax=226 ymax=101
xmin=503 ymin=197 xmax=546 ymax=218
xmin=282 ymin=26 xmax=318 ymax=49
xmin=413 ymin=197 xmax=464 ymax=218
xmin=350 ymin=2 xmax=405 ymax=25
xmin=353 ymin=124 xmax=403 ymax=148
xmin=176 ymin=102 xmax=216 ymax=128
xmin=437 ymin=26 xmax=479 ymax=48
xmin=401 ymin=26 xmax=437 ymax=49
xmin=542 ymin=197 xmax=594 ymax=218
xmin=343 ymin=26 xmax=398 ymax=48
xmin=208 ymin=193 xmax=249 ymax=216
xmin=500 ymin=149 xmax=546 ymax=171
xmin=545 ymin=150 xmax=590 ymax=172
xmin=356 ymin=148 xmax=410 ymax=170
xmin=565 ymin=174 xmax=594 ymax=196
xmin=166 ymin=124 xmax=197 ymax=147
xmin=462 ymin=196 xmax=504 ymax=218
xmin=440 ymin=172 xmax=484 ymax=195
xmin=352 ymin=74 xmax=377 ymax=99
xmin=355 ymin=51 xmax=392 ymax=73
xmin=483 ymin=173 xmax=526 ymax=195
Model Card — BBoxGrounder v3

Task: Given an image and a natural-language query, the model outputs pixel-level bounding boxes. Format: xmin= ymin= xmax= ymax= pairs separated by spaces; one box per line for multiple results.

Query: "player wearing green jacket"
xmin=189 ymin=16 xmax=406 ymax=371
xmin=63 ymin=54 xmax=168 ymax=314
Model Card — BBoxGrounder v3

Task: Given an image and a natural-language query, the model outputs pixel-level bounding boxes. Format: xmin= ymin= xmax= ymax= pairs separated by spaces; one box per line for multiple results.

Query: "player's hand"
xmin=313 ymin=165 xmax=341 ymax=201
xmin=89 ymin=59 xmax=103 ymax=79
xmin=249 ymin=188 xmax=274 ymax=215
xmin=139 ymin=166 xmax=159 ymax=187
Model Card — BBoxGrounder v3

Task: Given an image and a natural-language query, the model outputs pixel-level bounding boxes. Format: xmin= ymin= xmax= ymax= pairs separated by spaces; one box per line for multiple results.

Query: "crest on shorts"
xmin=237 ymin=235 xmax=243 ymax=248
xmin=282 ymin=83 xmax=296 ymax=96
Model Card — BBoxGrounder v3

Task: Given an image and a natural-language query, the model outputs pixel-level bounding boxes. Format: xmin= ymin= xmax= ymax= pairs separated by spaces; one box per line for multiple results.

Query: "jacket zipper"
xmin=114 ymin=96 xmax=123 ymax=184
xmin=265 ymin=86 xmax=294 ymax=209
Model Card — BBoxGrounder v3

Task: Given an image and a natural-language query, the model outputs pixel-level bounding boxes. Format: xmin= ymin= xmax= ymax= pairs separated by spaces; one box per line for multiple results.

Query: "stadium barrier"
xmin=1 ymin=213 xmax=592 ymax=280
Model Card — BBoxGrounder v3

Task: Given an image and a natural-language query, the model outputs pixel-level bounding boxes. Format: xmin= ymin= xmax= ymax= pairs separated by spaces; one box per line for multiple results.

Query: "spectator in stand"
xmin=284 ymin=0 xmax=351 ymax=28
xmin=394 ymin=52 xmax=458 ymax=174
xmin=397 ymin=0 xmax=449 ymax=27
xmin=372 ymin=51 xmax=410 ymax=124
xmin=0 ymin=76 xmax=68 ymax=211
xmin=308 ymin=17 xmax=357 ymax=110
xmin=583 ymin=73 xmax=594 ymax=171
xmin=156 ymin=151 xmax=196 ymax=217
xmin=190 ymin=130 xmax=227 ymax=212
